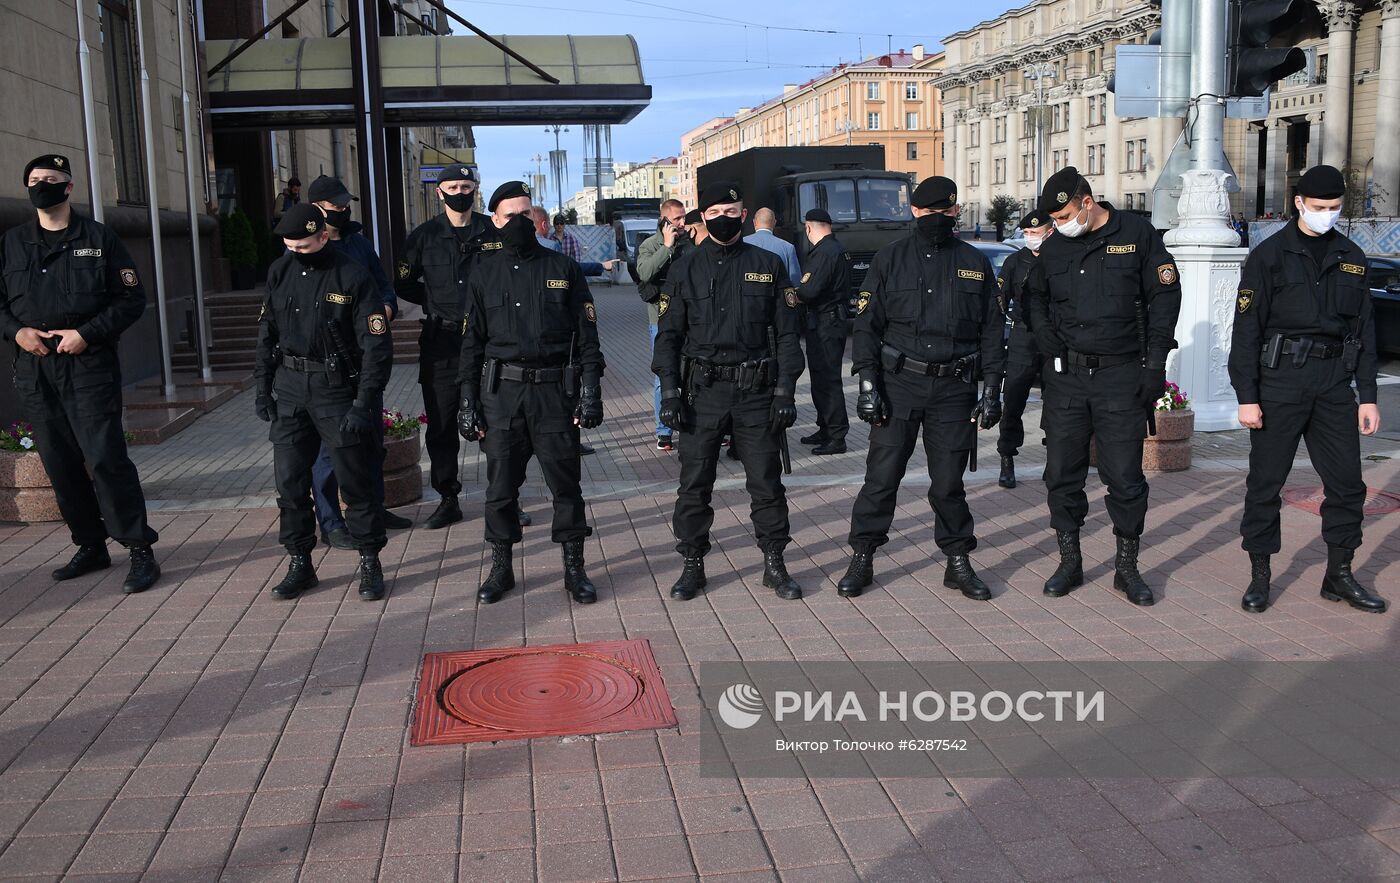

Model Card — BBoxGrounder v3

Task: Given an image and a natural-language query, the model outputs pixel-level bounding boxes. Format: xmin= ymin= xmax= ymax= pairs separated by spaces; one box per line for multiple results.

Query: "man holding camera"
xmin=637 ymin=199 xmax=691 ymax=450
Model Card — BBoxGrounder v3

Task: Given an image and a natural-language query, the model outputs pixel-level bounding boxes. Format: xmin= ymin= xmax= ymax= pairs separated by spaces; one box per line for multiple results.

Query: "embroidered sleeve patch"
xmin=584 ymin=302 xmax=597 ymax=323
xmin=1237 ymin=290 xmax=1253 ymax=313
xmin=957 ymin=269 xmax=985 ymax=281
xmin=1106 ymin=244 xmax=1138 ymax=254
xmin=73 ymin=248 xmax=103 ymax=258
xmin=658 ymin=293 xmax=669 ymax=317
xmin=800 ymin=271 xmax=812 ymax=284
xmin=1340 ymin=262 xmax=1366 ymax=275
xmin=784 ymin=288 xmax=798 ymax=308
xmin=547 ymin=279 xmax=569 ymax=289
xmin=325 ymin=292 xmax=351 ymax=305
xmin=396 ymin=261 xmax=410 ymax=280
xmin=856 ymin=291 xmax=872 ymax=315
xmin=743 ymin=272 xmax=774 ymax=283
xmin=1157 ymin=263 xmax=1178 ymax=286
xmin=368 ymin=313 xmax=387 ymax=335
xmin=119 ymin=268 xmax=138 ymax=287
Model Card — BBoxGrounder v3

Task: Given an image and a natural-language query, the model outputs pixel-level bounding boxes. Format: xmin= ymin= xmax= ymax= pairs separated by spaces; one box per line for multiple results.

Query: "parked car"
xmin=1367 ymin=256 xmax=1400 ymax=356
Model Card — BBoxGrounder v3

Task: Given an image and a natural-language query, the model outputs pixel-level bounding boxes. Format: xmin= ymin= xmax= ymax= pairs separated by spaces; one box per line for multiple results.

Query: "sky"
xmin=443 ymin=0 xmax=1017 ymax=207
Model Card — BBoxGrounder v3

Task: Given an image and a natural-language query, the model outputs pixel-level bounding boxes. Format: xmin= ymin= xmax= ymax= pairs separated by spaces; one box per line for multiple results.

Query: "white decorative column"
xmin=1320 ymin=0 xmax=1360 ymax=168
xmin=1264 ymin=119 xmax=1289 ymax=215
xmin=979 ymin=113 xmax=994 ymax=212
xmin=1374 ymin=0 xmax=1400 ymax=215
xmin=1067 ymin=88 xmax=1085 ymax=172
xmin=1104 ymin=91 xmax=1122 ymax=200
xmin=1007 ymin=99 xmax=1023 ymax=205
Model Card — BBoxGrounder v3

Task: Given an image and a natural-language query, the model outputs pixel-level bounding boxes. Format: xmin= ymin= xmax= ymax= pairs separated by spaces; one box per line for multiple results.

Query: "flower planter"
xmin=0 ymin=451 xmax=62 ymax=523
xmin=381 ymin=432 xmax=423 ymax=508
xmin=1142 ymin=409 xmax=1193 ymax=472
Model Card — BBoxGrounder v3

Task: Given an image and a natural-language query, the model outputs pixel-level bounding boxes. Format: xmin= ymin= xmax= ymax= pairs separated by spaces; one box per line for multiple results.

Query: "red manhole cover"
xmin=410 ymin=639 xmax=676 ymax=746
xmin=1283 ymin=486 xmax=1400 ymax=517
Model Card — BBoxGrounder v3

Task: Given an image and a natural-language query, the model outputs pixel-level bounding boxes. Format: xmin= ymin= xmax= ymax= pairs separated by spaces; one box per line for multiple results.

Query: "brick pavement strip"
xmin=0 ymin=282 xmax=1398 ymax=877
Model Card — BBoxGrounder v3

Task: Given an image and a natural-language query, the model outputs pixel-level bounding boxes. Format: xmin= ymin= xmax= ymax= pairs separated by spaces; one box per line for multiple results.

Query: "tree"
xmin=987 ymin=194 xmax=1023 ymax=241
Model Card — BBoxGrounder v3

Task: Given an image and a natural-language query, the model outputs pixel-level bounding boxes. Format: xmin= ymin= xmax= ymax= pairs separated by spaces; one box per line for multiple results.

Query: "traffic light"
xmin=1228 ymin=0 xmax=1321 ymax=96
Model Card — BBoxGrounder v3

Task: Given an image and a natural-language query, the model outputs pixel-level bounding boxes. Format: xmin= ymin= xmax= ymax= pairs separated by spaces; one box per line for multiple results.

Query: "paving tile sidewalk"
xmin=1 ymin=283 xmax=1398 ymax=880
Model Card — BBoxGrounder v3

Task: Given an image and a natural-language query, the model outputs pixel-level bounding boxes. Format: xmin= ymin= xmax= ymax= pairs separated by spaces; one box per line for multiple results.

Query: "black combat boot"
xmin=944 ymin=554 xmax=991 ymax=600
xmin=1043 ymin=530 xmax=1084 ymax=597
xmin=998 ymin=455 xmax=1016 ymax=489
xmin=837 ymin=550 xmax=875 ymax=598
xmin=762 ymin=548 xmax=802 ymax=600
xmin=357 ymin=552 xmax=385 ymax=601
xmin=1242 ymin=552 xmax=1270 ymax=613
xmin=271 ymin=553 xmax=318 ymax=600
xmin=123 ymin=546 xmax=161 ymax=594
xmin=425 ymin=496 xmax=462 ymax=529
xmin=670 ymin=556 xmax=706 ymax=601
xmin=562 ymin=540 xmax=597 ymax=604
xmin=1113 ymin=536 xmax=1154 ymax=606
xmin=1321 ymin=546 xmax=1388 ymax=613
xmin=477 ymin=542 xmax=516 ymax=604
xmin=799 ymin=431 xmax=827 ymax=445
xmin=52 ymin=544 xmax=111 ymax=581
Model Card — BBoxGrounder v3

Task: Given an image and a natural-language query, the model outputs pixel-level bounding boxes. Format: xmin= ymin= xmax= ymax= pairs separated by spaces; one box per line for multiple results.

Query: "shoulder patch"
xmin=119 ymin=268 xmax=138 ymax=288
xmin=658 ymin=293 xmax=669 ymax=317
xmin=396 ymin=261 xmax=410 ymax=280
xmin=584 ymin=302 xmax=597 ymax=324
xmin=1106 ymin=243 xmax=1137 ymax=254
xmin=1340 ymin=262 xmax=1366 ymax=276
xmin=784 ymin=288 xmax=798 ymax=309
xmin=480 ymin=240 xmax=503 ymax=251
xmin=546 ymin=279 xmax=569 ymax=289
xmin=368 ymin=313 xmax=387 ymax=335
xmin=1237 ymin=290 xmax=1253 ymax=313
xmin=957 ymin=269 xmax=985 ymax=281
xmin=1157 ymin=263 xmax=1178 ymax=286
xmin=856 ymin=291 xmax=872 ymax=315
xmin=325 ymin=292 xmax=352 ymax=305
xmin=744 ymin=272 xmax=774 ymax=283
xmin=72 ymin=248 xmax=102 ymax=258
xmin=800 ymin=271 xmax=812 ymax=284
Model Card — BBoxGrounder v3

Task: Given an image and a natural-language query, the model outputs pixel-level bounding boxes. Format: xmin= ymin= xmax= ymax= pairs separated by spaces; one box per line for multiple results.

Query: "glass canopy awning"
xmin=205 ymin=34 xmax=651 ymax=129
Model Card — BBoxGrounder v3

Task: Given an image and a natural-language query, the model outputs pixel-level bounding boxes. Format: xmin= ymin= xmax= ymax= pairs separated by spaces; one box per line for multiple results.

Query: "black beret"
xmin=698 ymin=181 xmax=743 ymax=212
xmin=1297 ymin=164 xmax=1346 ymax=199
xmin=23 ymin=154 xmax=72 ymax=182
xmin=273 ymin=203 xmax=326 ymax=239
xmin=911 ymin=176 xmax=957 ymax=210
xmin=437 ymin=163 xmax=478 ymax=185
xmin=1040 ymin=167 xmax=1086 ymax=213
xmin=488 ymin=180 xmax=532 ymax=212
xmin=1018 ymin=210 xmax=1049 ymax=230
xmin=307 ymin=175 xmax=357 ymax=205
xmin=683 ymin=209 xmax=702 ymax=225
xmin=804 ymin=208 xmax=833 ymax=224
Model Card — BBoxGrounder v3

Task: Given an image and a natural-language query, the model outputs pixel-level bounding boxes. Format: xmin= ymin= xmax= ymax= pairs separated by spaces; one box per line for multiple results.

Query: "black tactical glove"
xmin=255 ymin=391 xmax=274 ymax=423
xmin=458 ymin=388 xmax=484 ymax=441
xmin=856 ymin=375 xmax=888 ymax=426
xmin=576 ymin=385 xmax=604 ymax=429
xmin=659 ymin=390 xmax=684 ymax=431
xmin=769 ymin=393 xmax=797 ymax=434
xmin=339 ymin=400 xmax=375 ymax=436
xmin=1137 ymin=365 xmax=1167 ymax=409
xmin=972 ymin=377 xmax=1003 ymax=430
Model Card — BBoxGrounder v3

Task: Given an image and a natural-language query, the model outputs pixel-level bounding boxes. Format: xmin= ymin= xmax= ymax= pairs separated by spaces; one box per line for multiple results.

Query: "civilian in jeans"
xmin=635 ymin=199 xmax=690 ymax=450
xmin=306 ymin=176 xmax=411 ymax=548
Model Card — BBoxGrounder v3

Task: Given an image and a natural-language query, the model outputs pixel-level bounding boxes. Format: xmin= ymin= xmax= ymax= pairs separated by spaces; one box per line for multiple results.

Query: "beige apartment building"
xmin=614 ymin=156 xmax=680 ymax=201
xmin=679 ymin=47 xmax=946 ymax=210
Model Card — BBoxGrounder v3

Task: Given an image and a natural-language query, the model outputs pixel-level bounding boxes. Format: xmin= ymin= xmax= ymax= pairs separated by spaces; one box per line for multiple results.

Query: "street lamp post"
xmin=1022 ymin=61 xmax=1056 ymax=200
xmin=546 ymin=125 xmax=569 ymax=213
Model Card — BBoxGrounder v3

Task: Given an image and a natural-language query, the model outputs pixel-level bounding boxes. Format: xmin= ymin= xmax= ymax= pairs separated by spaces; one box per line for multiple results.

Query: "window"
xmin=1126 ymin=139 xmax=1137 ymax=172
xmin=969 ymin=125 xmax=980 ymax=148
xmin=867 ymin=111 xmax=881 ymax=130
xmin=1087 ymin=144 xmax=1104 ymax=175
xmin=969 ymin=162 xmax=980 ymax=187
xmin=994 ymin=117 xmax=1006 ymax=143
xmin=1088 ymin=48 xmax=1099 ymax=75
xmin=100 ymin=0 xmax=145 ymax=204
xmin=1022 ymin=110 xmax=1033 ymax=135
xmin=1088 ymin=94 xmax=1107 ymax=126
xmin=1052 ymin=149 xmax=1068 ymax=170
xmin=857 ymin=177 xmax=911 ymax=221
xmin=993 ymin=157 xmax=1006 ymax=184
xmin=1021 ymin=153 xmax=1035 ymax=181
xmin=906 ymin=111 xmax=919 ymax=130
xmin=905 ymin=81 xmax=918 ymax=100
xmin=866 ymin=81 xmax=881 ymax=100
xmin=799 ymin=179 xmax=857 ymax=223
xmin=1052 ymin=104 xmax=1063 ymax=132
xmin=906 ymin=141 xmax=918 ymax=161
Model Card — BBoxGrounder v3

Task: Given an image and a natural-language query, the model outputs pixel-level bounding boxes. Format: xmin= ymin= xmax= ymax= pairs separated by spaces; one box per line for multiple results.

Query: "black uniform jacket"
xmin=997 ymin=246 xmax=1040 ymax=364
xmin=0 ymin=212 xmax=146 ymax=345
xmin=254 ymin=249 xmax=392 ymax=401
xmin=458 ymin=244 xmax=604 ymax=387
xmin=395 ymin=212 xmax=499 ymax=322
xmin=1024 ymin=205 xmax=1181 ymax=367
xmin=795 ymin=235 xmax=852 ymax=313
xmin=1229 ymin=222 xmax=1378 ymax=405
xmin=651 ymin=238 xmax=804 ymax=397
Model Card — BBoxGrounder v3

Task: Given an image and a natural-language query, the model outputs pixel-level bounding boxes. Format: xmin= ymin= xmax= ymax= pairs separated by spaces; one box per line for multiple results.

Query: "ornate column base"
xmin=1164 ymin=245 xmax=1250 ymax=431
xmin=1165 ymin=169 xmax=1241 ymax=248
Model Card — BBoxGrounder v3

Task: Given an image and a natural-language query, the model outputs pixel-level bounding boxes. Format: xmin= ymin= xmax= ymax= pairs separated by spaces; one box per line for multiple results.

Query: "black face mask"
xmin=28 ymin=181 xmax=69 ymax=210
xmin=292 ymin=246 xmax=333 ymax=268
xmin=442 ymin=191 xmax=474 ymax=214
xmin=915 ymin=212 xmax=957 ymax=245
xmin=500 ymin=214 xmax=538 ymax=254
xmin=323 ymin=208 xmax=351 ymax=229
xmin=705 ymin=213 xmax=743 ymax=244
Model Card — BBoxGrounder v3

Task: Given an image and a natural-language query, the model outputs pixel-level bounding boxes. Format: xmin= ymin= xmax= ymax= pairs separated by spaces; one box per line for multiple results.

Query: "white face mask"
xmin=1296 ymin=201 xmax=1341 ymax=235
xmin=1053 ymin=202 xmax=1090 ymax=239
xmin=1024 ymin=233 xmax=1045 ymax=252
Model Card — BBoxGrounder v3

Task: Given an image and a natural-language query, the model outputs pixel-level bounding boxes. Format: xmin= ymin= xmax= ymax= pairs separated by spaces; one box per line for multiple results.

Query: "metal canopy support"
xmin=177 ymin=0 xmax=212 ymax=380
xmin=208 ymin=0 xmax=313 ymax=76
xmin=134 ymin=0 xmax=175 ymax=397
xmin=350 ymin=0 xmax=392 ymax=261
xmin=417 ymin=0 xmax=561 ymax=84
xmin=74 ymin=0 xmax=104 ymax=223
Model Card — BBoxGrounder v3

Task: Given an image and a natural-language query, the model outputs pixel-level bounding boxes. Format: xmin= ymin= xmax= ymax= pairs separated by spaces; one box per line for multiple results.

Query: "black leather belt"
xmin=498 ymin=363 xmax=564 ymax=383
xmin=1279 ymin=337 xmax=1343 ymax=359
xmin=281 ymin=354 xmax=332 ymax=373
xmin=422 ymin=315 xmax=462 ymax=333
xmin=880 ymin=345 xmax=975 ymax=378
xmin=1066 ymin=350 xmax=1138 ymax=370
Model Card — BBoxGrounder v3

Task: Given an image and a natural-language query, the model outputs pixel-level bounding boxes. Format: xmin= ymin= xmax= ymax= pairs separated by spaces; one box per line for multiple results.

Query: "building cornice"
xmin=932 ymin=12 xmax=1158 ymax=91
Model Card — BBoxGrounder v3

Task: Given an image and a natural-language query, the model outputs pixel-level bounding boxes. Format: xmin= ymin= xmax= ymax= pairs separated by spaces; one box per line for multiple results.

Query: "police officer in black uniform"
xmin=458 ymin=181 xmax=604 ymax=605
xmin=1024 ymin=167 xmax=1182 ymax=606
xmin=255 ymin=204 xmax=392 ymax=601
xmin=794 ymin=208 xmax=852 ymax=455
xmin=653 ymin=182 xmax=805 ymax=601
xmin=0 ymin=154 xmax=160 ymax=593
xmin=1230 ymin=164 xmax=1386 ymax=614
xmin=835 ymin=176 xmax=1005 ymax=600
xmin=995 ymin=211 xmax=1053 ymax=488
